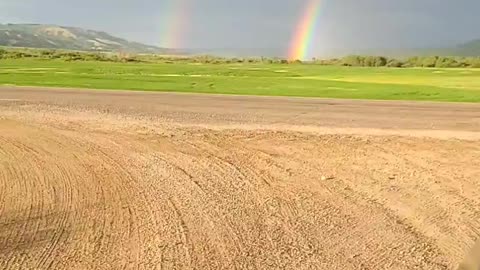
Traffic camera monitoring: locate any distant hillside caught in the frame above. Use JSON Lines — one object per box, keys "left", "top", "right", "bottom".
{"left": 453, "top": 39, "right": 480, "bottom": 56}
{"left": 0, "top": 24, "right": 172, "bottom": 54}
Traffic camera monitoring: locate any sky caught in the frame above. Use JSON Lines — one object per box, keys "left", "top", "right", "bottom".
{"left": 1, "top": 0, "right": 480, "bottom": 57}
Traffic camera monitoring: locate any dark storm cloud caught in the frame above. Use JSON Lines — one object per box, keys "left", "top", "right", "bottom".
{"left": 1, "top": 0, "right": 479, "bottom": 55}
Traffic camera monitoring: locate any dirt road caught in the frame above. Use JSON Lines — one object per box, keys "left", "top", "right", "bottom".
{"left": 1, "top": 87, "right": 480, "bottom": 269}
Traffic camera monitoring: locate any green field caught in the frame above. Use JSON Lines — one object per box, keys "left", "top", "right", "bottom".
{"left": 1, "top": 59, "right": 480, "bottom": 102}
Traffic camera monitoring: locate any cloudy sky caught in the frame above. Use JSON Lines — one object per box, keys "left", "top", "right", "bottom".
{"left": 1, "top": 0, "right": 479, "bottom": 55}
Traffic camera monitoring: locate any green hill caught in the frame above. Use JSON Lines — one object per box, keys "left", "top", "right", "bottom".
{"left": 0, "top": 24, "right": 171, "bottom": 54}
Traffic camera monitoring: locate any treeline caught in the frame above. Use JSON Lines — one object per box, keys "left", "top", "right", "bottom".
{"left": 315, "top": 55, "right": 480, "bottom": 68}
{"left": 0, "top": 48, "right": 141, "bottom": 62}
{"left": 1, "top": 47, "right": 480, "bottom": 68}
{"left": 0, "top": 48, "right": 288, "bottom": 64}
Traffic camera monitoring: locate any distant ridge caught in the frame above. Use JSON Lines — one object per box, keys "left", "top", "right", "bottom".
{"left": 0, "top": 23, "right": 174, "bottom": 54}
{"left": 454, "top": 39, "right": 480, "bottom": 56}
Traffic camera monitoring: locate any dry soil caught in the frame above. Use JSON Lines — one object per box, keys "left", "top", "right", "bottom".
{"left": 1, "top": 87, "right": 480, "bottom": 269}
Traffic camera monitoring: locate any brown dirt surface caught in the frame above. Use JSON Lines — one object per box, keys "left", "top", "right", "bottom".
{"left": 1, "top": 86, "right": 480, "bottom": 269}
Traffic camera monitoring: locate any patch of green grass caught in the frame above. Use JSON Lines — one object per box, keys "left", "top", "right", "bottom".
{"left": 1, "top": 59, "right": 480, "bottom": 102}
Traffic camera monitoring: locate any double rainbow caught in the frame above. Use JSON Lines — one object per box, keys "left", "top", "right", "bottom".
{"left": 159, "top": 0, "right": 322, "bottom": 59}
{"left": 288, "top": 0, "right": 323, "bottom": 61}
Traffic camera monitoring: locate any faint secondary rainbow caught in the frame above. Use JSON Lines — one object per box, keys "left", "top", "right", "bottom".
{"left": 159, "top": 0, "right": 189, "bottom": 49}
{"left": 289, "top": 0, "right": 323, "bottom": 60}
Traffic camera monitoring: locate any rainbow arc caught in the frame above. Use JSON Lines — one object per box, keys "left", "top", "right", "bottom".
{"left": 288, "top": 0, "right": 323, "bottom": 61}
{"left": 159, "top": 0, "right": 188, "bottom": 49}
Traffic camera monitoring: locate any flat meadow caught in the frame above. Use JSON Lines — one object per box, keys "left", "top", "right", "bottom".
{"left": 1, "top": 59, "right": 480, "bottom": 102}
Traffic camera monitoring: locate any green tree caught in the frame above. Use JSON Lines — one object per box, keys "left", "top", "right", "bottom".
{"left": 435, "top": 57, "right": 460, "bottom": 68}
{"left": 374, "top": 56, "right": 387, "bottom": 67}
{"left": 470, "top": 58, "right": 480, "bottom": 68}
{"left": 386, "top": 59, "right": 404, "bottom": 67}
{"left": 421, "top": 56, "right": 438, "bottom": 67}
{"left": 363, "top": 56, "right": 376, "bottom": 67}
{"left": 341, "top": 55, "right": 364, "bottom": 66}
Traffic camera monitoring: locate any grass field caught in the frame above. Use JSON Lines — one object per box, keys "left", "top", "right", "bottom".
{"left": 1, "top": 59, "right": 480, "bottom": 102}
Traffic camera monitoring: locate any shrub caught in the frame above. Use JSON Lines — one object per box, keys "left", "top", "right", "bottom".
{"left": 386, "top": 59, "right": 404, "bottom": 68}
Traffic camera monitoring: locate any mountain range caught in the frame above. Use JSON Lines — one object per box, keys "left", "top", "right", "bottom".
{"left": 0, "top": 24, "right": 173, "bottom": 54}
{"left": 454, "top": 39, "right": 480, "bottom": 56}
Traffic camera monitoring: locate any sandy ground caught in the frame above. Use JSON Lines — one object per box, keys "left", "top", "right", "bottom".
{"left": 1, "top": 87, "right": 480, "bottom": 269}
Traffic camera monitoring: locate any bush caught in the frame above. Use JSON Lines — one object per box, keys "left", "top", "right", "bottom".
{"left": 470, "top": 58, "right": 480, "bottom": 68}
{"left": 421, "top": 56, "right": 438, "bottom": 67}
{"left": 386, "top": 59, "right": 404, "bottom": 68}
{"left": 435, "top": 57, "right": 460, "bottom": 68}
{"left": 341, "top": 55, "right": 364, "bottom": 66}
{"left": 374, "top": 56, "right": 387, "bottom": 67}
